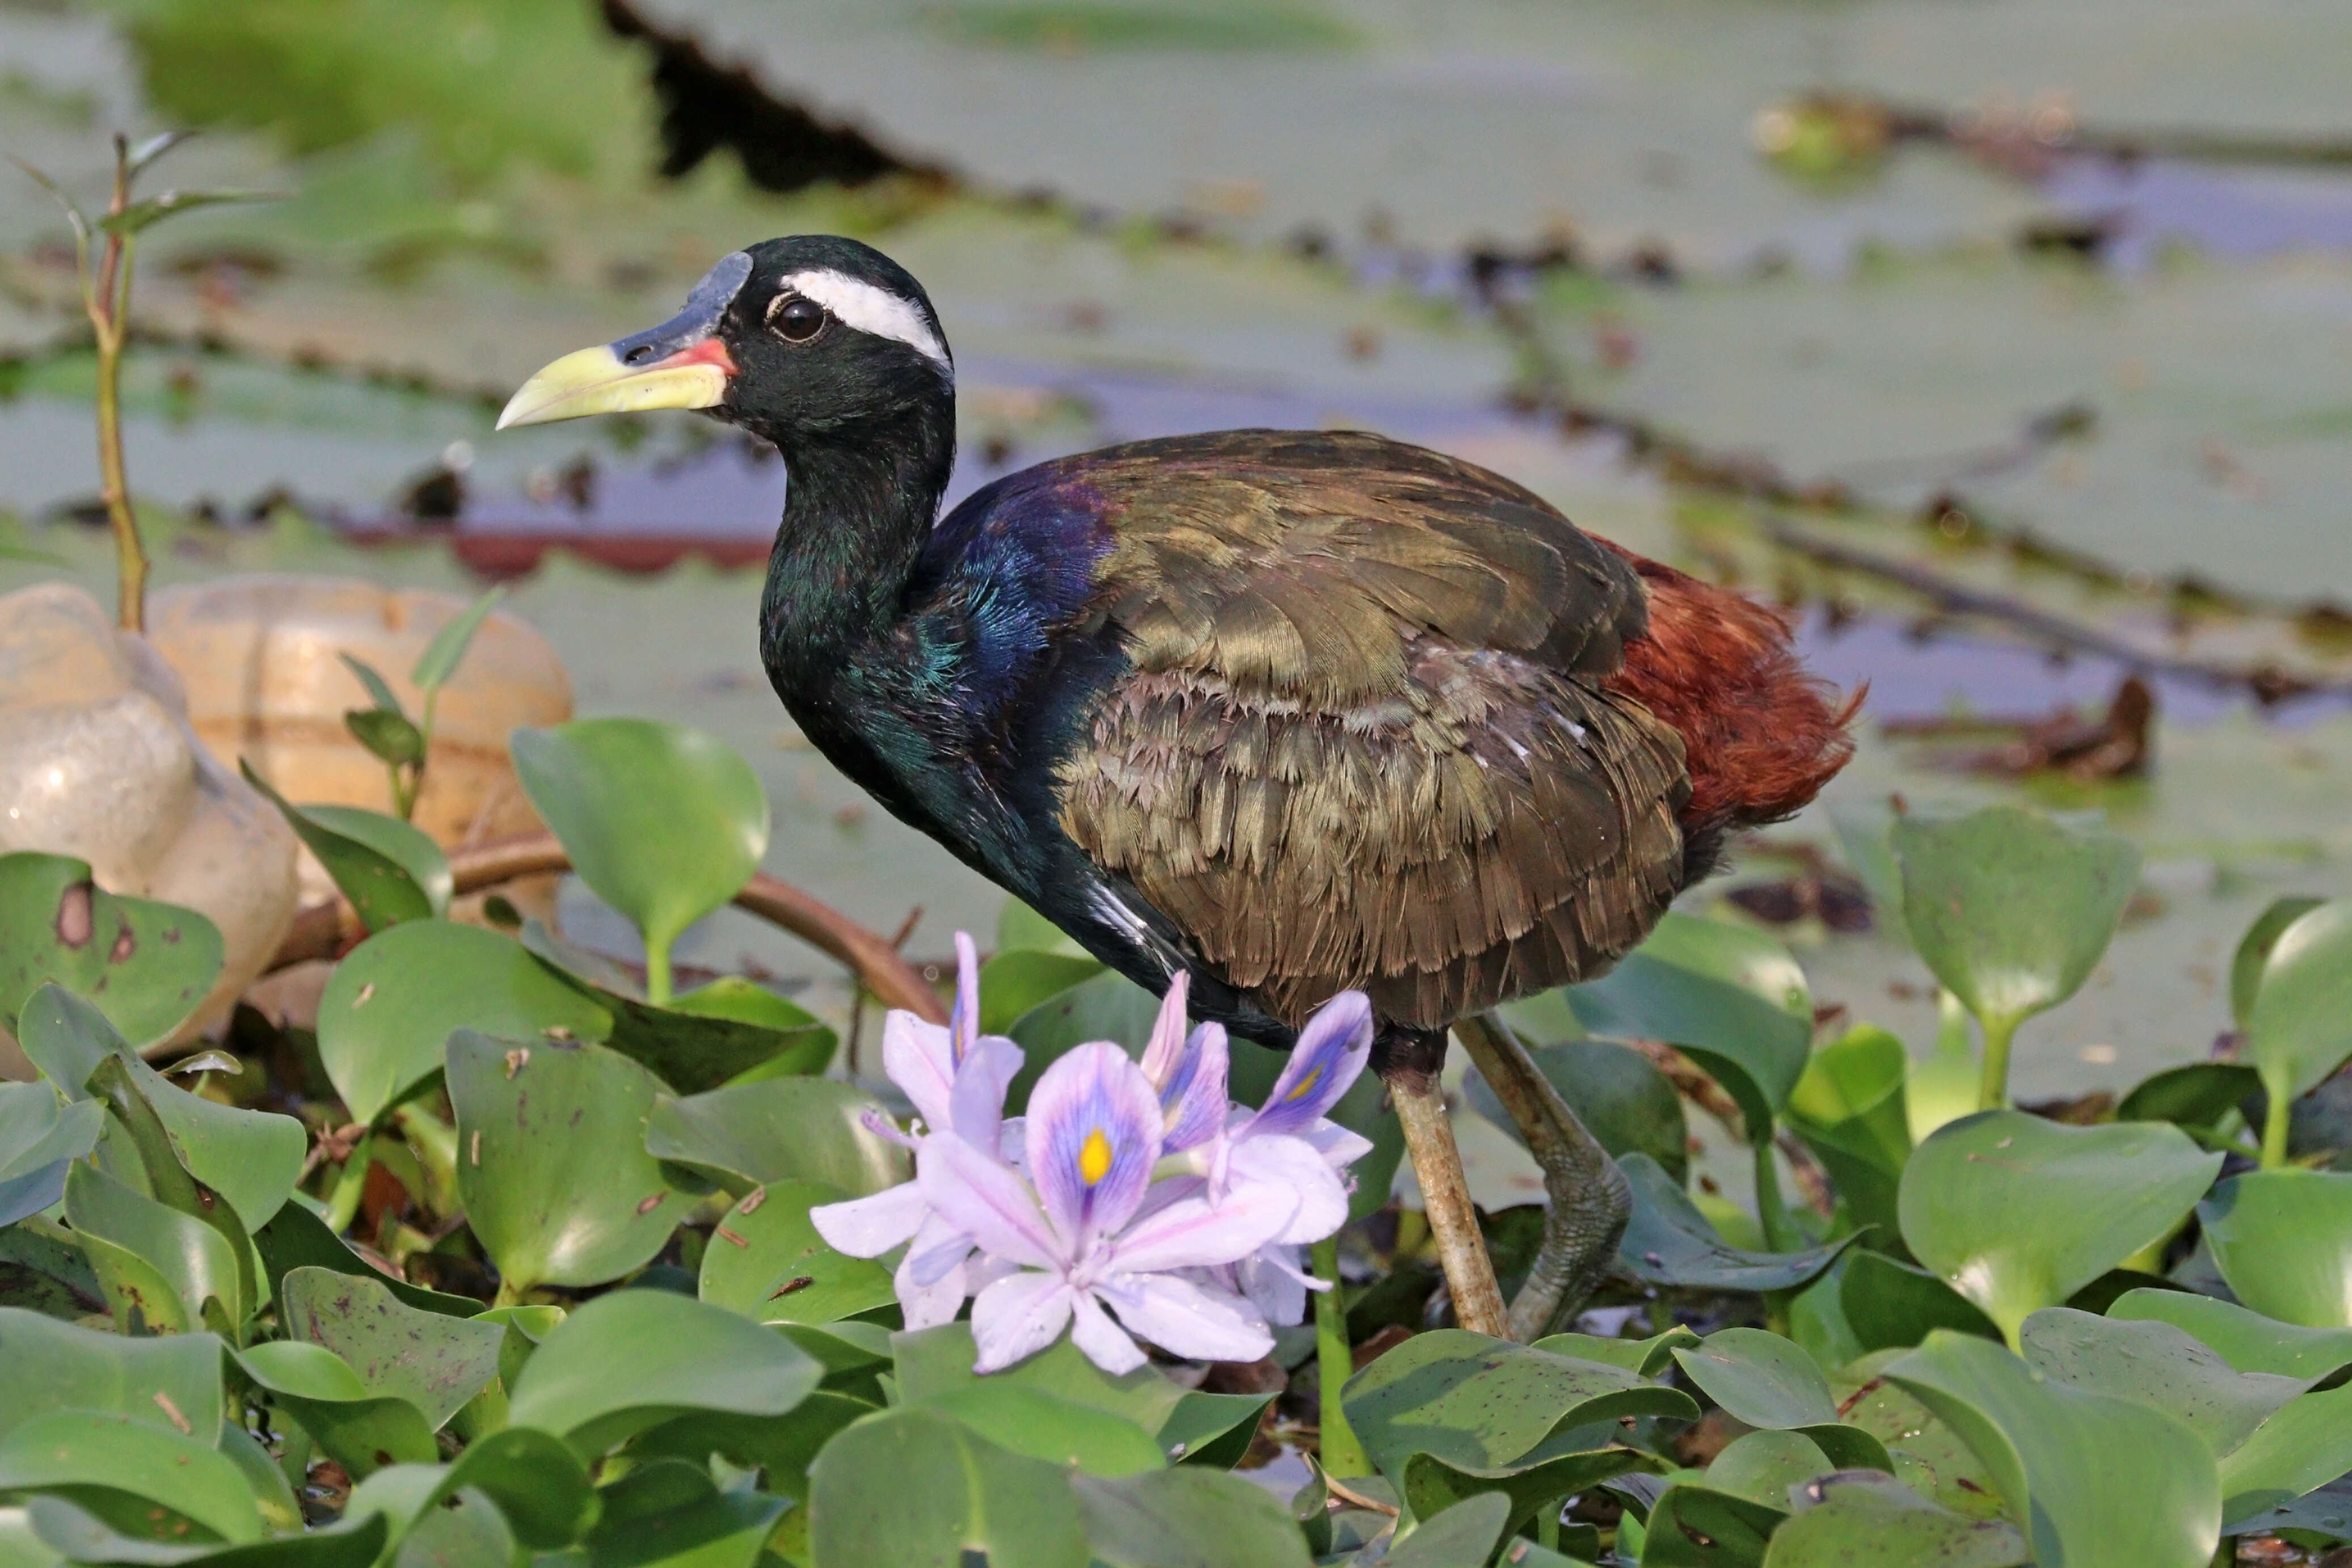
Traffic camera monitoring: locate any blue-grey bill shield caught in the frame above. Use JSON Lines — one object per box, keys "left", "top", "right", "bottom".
{"left": 496, "top": 250, "right": 755, "bottom": 429}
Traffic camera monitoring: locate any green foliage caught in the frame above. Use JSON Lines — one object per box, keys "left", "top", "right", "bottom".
{"left": 2198, "top": 1170, "right": 2352, "bottom": 1327}
{"left": 241, "top": 768, "right": 449, "bottom": 931}
{"left": 0, "top": 853, "right": 223, "bottom": 1049}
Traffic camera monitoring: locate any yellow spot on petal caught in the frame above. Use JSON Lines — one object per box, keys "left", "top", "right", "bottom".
{"left": 1286, "top": 1065, "right": 1323, "bottom": 1102}
{"left": 1080, "top": 1127, "right": 1115, "bottom": 1186}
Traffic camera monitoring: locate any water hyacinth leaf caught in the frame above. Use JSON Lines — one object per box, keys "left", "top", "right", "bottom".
{"left": 698, "top": 1179, "right": 895, "bottom": 1326}
{"left": 925, "top": 1385, "right": 1165, "bottom": 1477}
{"left": 1890, "top": 807, "right": 2140, "bottom": 1036}
{"left": 2245, "top": 897, "right": 2352, "bottom": 1106}
{"left": 1886, "top": 1331, "right": 2221, "bottom": 1568}
{"left": 409, "top": 586, "right": 504, "bottom": 692}
{"left": 505, "top": 1288, "right": 820, "bottom": 1457}
{"left": 630, "top": 1391, "right": 872, "bottom": 1507}
{"left": 234, "top": 1341, "right": 437, "bottom": 1479}
{"left": 319, "top": 920, "right": 614, "bottom": 1124}
{"left": 1618, "top": 1154, "right": 1854, "bottom": 1292}
{"left": 0, "top": 1310, "right": 222, "bottom": 1444}
{"left": 1400, "top": 1444, "right": 1657, "bottom": 1536}
{"left": 84, "top": 1057, "right": 257, "bottom": 1326}
{"left": 1342, "top": 1329, "right": 1697, "bottom": 1487}
{"left": 2231, "top": 895, "right": 2327, "bottom": 1031}
{"left": 578, "top": 1460, "right": 786, "bottom": 1568}
{"left": 643, "top": 1077, "right": 908, "bottom": 1199}
{"left": 2115, "top": 1063, "right": 2264, "bottom": 1131}
{"left": 1785, "top": 1026, "right": 1912, "bottom": 1234}
{"left": 1639, "top": 1484, "right": 1784, "bottom": 1567}
{"left": 0, "top": 853, "right": 223, "bottom": 1050}
{"left": 1840, "top": 1252, "right": 2000, "bottom": 1354}
{"left": 0, "top": 1410, "right": 264, "bottom": 1545}
{"left": 2199, "top": 1170, "right": 2352, "bottom": 1327}
{"left": 1072, "top": 1467, "right": 1313, "bottom": 1568}
{"left": 279, "top": 1267, "right": 504, "bottom": 1430}
{"left": 1565, "top": 912, "right": 1812, "bottom": 1136}
{"left": 664, "top": 976, "right": 836, "bottom": 1078}
{"left": 447, "top": 1031, "right": 692, "bottom": 1293}
{"left": 0, "top": 1086, "right": 100, "bottom": 1228}
{"left": 62, "top": 1161, "right": 238, "bottom": 1335}
{"left": 997, "top": 898, "right": 1090, "bottom": 958}
{"left": 1005, "top": 968, "right": 1162, "bottom": 1110}
{"left": 238, "top": 766, "right": 448, "bottom": 930}
{"left": 0, "top": 1219, "right": 106, "bottom": 1322}
{"left": 1530, "top": 1324, "right": 1700, "bottom": 1376}
{"left": 23, "top": 1498, "right": 388, "bottom": 1568}
{"left": 509, "top": 720, "right": 770, "bottom": 1002}
{"left": 2018, "top": 1309, "right": 2304, "bottom": 1457}
{"left": 342, "top": 708, "right": 423, "bottom": 769}
{"left": 1368, "top": 1491, "right": 1511, "bottom": 1567}
{"left": 2222, "top": 1477, "right": 2352, "bottom": 1544}
{"left": 1157, "top": 1390, "right": 1276, "bottom": 1468}
{"left": 252, "top": 1201, "right": 481, "bottom": 1318}
{"left": 1705, "top": 1430, "right": 1835, "bottom": 1508}
{"left": 977, "top": 949, "right": 1107, "bottom": 1035}
{"left": 597, "top": 982, "right": 834, "bottom": 1092}
{"left": 891, "top": 1323, "right": 1189, "bottom": 1438}
{"left": 354, "top": 1427, "right": 595, "bottom": 1550}
{"left": 338, "top": 654, "right": 404, "bottom": 720}
{"left": 1465, "top": 1038, "right": 1690, "bottom": 1185}
{"left": 1898, "top": 1111, "right": 2221, "bottom": 1346}
{"left": 1762, "top": 1470, "right": 2028, "bottom": 1568}
{"left": 806, "top": 1407, "right": 1088, "bottom": 1568}
{"left": 2106, "top": 1288, "right": 2352, "bottom": 1380}
{"left": 2213, "top": 1381, "right": 2352, "bottom": 1525}
{"left": 1675, "top": 1330, "right": 1837, "bottom": 1429}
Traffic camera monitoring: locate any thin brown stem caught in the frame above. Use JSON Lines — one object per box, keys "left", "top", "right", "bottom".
{"left": 90, "top": 144, "right": 144, "bottom": 632}
{"left": 1385, "top": 1066, "right": 1508, "bottom": 1339}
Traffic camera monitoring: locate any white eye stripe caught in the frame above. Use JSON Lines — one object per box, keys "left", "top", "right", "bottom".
{"left": 776, "top": 268, "right": 951, "bottom": 372}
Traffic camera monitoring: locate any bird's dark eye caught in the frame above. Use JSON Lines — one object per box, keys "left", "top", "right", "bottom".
{"left": 769, "top": 295, "right": 827, "bottom": 343}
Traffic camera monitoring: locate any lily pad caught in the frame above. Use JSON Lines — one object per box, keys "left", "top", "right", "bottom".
{"left": 510, "top": 720, "right": 769, "bottom": 1005}
{"left": 642, "top": 1076, "right": 908, "bottom": 1198}
{"left": 1898, "top": 1111, "right": 2221, "bottom": 1346}
{"left": 2198, "top": 1170, "right": 2352, "bottom": 1328}
{"left": 0, "top": 1309, "right": 223, "bottom": 1445}
{"left": 278, "top": 1267, "right": 504, "bottom": 1430}
{"left": 0, "top": 1085, "right": 101, "bottom": 1229}
{"left": 2106, "top": 1288, "right": 2352, "bottom": 1380}
{"left": 447, "top": 1030, "right": 694, "bottom": 1294}
{"left": 234, "top": 1340, "right": 437, "bottom": 1480}
{"left": 0, "top": 1410, "right": 263, "bottom": 1546}
{"left": 1763, "top": 1470, "right": 2028, "bottom": 1568}
{"left": 239, "top": 767, "right": 448, "bottom": 931}
{"left": 1618, "top": 1153, "right": 1855, "bottom": 1292}
{"left": 697, "top": 1179, "right": 896, "bottom": 1326}
{"left": 317, "top": 920, "right": 613, "bottom": 1126}
{"left": 0, "top": 853, "right": 223, "bottom": 1052}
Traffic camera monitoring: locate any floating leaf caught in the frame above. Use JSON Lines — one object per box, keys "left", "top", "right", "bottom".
{"left": 279, "top": 1267, "right": 504, "bottom": 1430}
{"left": 2231, "top": 895, "right": 2327, "bottom": 1030}
{"left": 598, "top": 980, "right": 834, "bottom": 1092}
{"left": 318, "top": 920, "right": 613, "bottom": 1125}
{"left": 0, "top": 1411, "right": 264, "bottom": 1546}
{"left": 1841, "top": 1252, "right": 1999, "bottom": 1354}
{"left": 24, "top": 1497, "right": 386, "bottom": 1568}
{"left": 698, "top": 1179, "right": 895, "bottom": 1326}
{"left": 448, "top": 1031, "right": 693, "bottom": 1293}
{"left": 1465, "top": 1038, "right": 1690, "bottom": 1185}
{"left": 235, "top": 1340, "right": 437, "bottom": 1480}
{"left": 510, "top": 720, "right": 769, "bottom": 1004}
{"left": 2106, "top": 1288, "right": 2352, "bottom": 1380}
{"left": 239, "top": 767, "right": 448, "bottom": 931}
{"left": 892, "top": 1322, "right": 1187, "bottom": 1438}
{"left": 410, "top": 586, "right": 504, "bottom": 692}
{"left": 1072, "top": 1468, "right": 1313, "bottom": 1568}
{"left": 1764, "top": 1470, "right": 2028, "bottom": 1568}
{"left": 84, "top": 1057, "right": 256, "bottom": 1329}
{"left": 0, "top": 1085, "right": 101, "bottom": 1228}
{"left": 643, "top": 1077, "right": 908, "bottom": 1198}
{"left": 2214, "top": 1381, "right": 2352, "bottom": 1527}
{"left": 0, "top": 1309, "right": 222, "bottom": 1444}
{"left": 359, "top": 1427, "right": 595, "bottom": 1550}
{"left": 1833, "top": 1369, "right": 2007, "bottom": 1524}
{"left": 505, "top": 1288, "right": 820, "bottom": 1457}
{"left": 2199, "top": 1170, "right": 2352, "bottom": 1327}
{"left": 1618, "top": 1153, "right": 1855, "bottom": 1292}
{"left": 1401, "top": 1444, "right": 1656, "bottom": 1538}
{"left": 806, "top": 1407, "right": 1089, "bottom": 1567}
{"left": 664, "top": 977, "right": 836, "bottom": 1078}
{"left": 1887, "top": 1331, "right": 2220, "bottom": 1568}
{"left": 1898, "top": 1111, "right": 2220, "bottom": 1346}
{"left": 0, "top": 853, "right": 222, "bottom": 1051}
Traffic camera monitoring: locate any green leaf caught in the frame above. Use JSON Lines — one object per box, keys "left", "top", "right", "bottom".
{"left": 2215, "top": 1381, "right": 2352, "bottom": 1527}
{"left": 1401, "top": 1444, "right": 1656, "bottom": 1537}
{"left": 0, "top": 1410, "right": 264, "bottom": 1545}
{"left": 448, "top": 1031, "right": 693, "bottom": 1293}
{"left": 1618, "top": 1154, "right": 1856, "bottom": 1291}
{"left": 1898, "top": 1111, "right": 2221, "bottom": 1346}
{"left": 410, "top": 587, "right": 504, "bottom": 693}
{"left": 1674, "top": 1330, "right": 1894, "bottom": 1473}
{"left": 240, "top": 767, "right": 450, "bottom": 930}
{"left": 1529, "top": 1325, "right": 1700, "bottom": 1377}
{"left": 643, "top": 1077, "right": 908, "bottom": 1199}
{"left": 2106, "top": 1288, "right": 2352, "bottom": 1379}
{"left": 806, "top": 1406, "right": 1089, "bottom": 1568}
{"left": 596, "top": 981, "right": 835, "bottom": 1094}
{"left": 2019, "top": 1308, "right": 2304, "bottom": 1457}
{"left": 252, "top": 1201, "right": 482, "bottom": 1318}
{"left": 373, "top": 1426, "right": 596, "bottom": 1550}
{"left": 318, "top": 920, "right": 613, "bottom": 1126}
{"left": 2222, "top": 1477, "right": 2352, "bottom": 1544}
{"left": 580, "top": 1460, "right": 787, "bottom": 1568}
{"left": 1006, "top": 969, "right": 1163, "bottom": 1110}
{"left": 1840, "top": 1253, "right": 1999, "bottom": 1354}
{"left": 630, "top": 1391, "right": 870, "bottom": 1507}
{"left": 85, "top": 1056, "right": 257, "bottom": 1327}
{"left": 234, "top": 1340, "right": 438, "bottom": 1479}
{"left": 2198, "top": 1169, "right": 2352, "bottom": 1327}
{"left": 279, "top": 1267, "right": 504, "bottom": 1430}
{"left": 1367, "top": 1491, "right": 1511, "bottom": 1566}
{"left": 24, "top": 1498, "right": 386, "bottom": 1568}
{"left": 505, "top": 1288, "right": 819, "bottom": 1457}
{"left": 1762, "top": 1470, "right": 2028, "bottom": 1568}
{"left": 337, "top": 655, "right": 406, "bottom": 720}
{"left": 1565, "top": 912, "right": 1813, "bottom": 1137}
{"left": 510, "top": 721, "right": 770, "bottom": 998}
{"left": 1785, "top": 1025, "right": 1912, "bottom": 1236}
{"left": 2244, "top": 897, "right": 2352, "bottom": 1107}
{"left": 95, "top": 189, "right": 275, "bottom": 237}
{"left": 1342, "top": 1329, "right": 1697, "bottom": 1490}
{"left": 2231, "top": 895, "right": 2326, "bottom": 1031}
{"left": 665, "top": 977, "right": 836, "bottom": 1079}
{"left": 926, "top": 1384, "right": 1166, "bottom": 1477}
{"left": 997, "top": 897, "right": 1090, "bottom": 956}
{"left": 1157, "top": 1390, "right": 1274, "bottom": 1468}
{"left": 698, "top": 1179, "right": 893, "bottom": 1326}
{"left": 1705, "top": 1430, "right": 1833, "bottom": 1508}
{"left": 0, "top": 854, "right": 224, "bottom": 1051}
{"left": 1833, "top": 1368, "right": 2008, "bottom": 1523}
{"left": 0, "top": 1309, "right": 222, "bottom": 1444}
{"left": 63, "top": 1160, "right": 239, "bottom": 1335}
{"left": 1890, "top": 806, "right": 2140, "bottom": 1034}
{"left": 1886, "top": 1331, "right": 2221, "bottom": 1568}
{"left": 891, "top": 1322, "right": 1189, "bottom": 1438}
{"left": 2115, "top": 1063, "right": 2264, "bottom": 1131}
{"left": 0, "top": 1085, "right": 101, "bottom": 1228}
{"left": 342, "top": 707, "right": 425, "bottom": 770}
{"left": 976, "top": 950, "right": 1107, "bottom": 1035}
{"left": 1073, "top": 1467, "right": 1311, "bottom": 1568}
{"left": 1641, "top": 1483, "right": 1784, "bottom": 1567}
{"left": 1466, "top": 1038, "right": 1691, "bottom": 1185}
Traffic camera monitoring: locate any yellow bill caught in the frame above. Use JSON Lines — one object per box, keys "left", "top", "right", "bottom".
{"left": 495, "top": 338, "right": 736, "bottom": 429}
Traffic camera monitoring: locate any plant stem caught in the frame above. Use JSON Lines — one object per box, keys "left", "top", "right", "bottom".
{"left": 407, "top": 689, "right": 440, "bottom": 824}
{"left": 1752, "top": 1135, "right": 1798, "bottom": 1254}
{"left": 1310, "top": 1234, "right": 1371, "bottom": 1480}
{"left": 1976, "top": 1013, "right": 2020, "bottom": 1111}
{"left": 2260, "top": 1073, "right": 2293, "bottom": 1170}
{"left": 1385, "top": 1065, "right": 1508, "bottom": 1338}
{"left": 91, "top": 147, "right": 145, "bottom": 633}
{"left": 322, "top": 1132, "right": 373, "bottom": 1236}
{"left": 644, "top": 935, "right": 675, "bottom": 1006}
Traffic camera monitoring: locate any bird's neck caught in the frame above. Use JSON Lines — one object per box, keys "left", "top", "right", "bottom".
{"left": 757, "top": 404, "right": 954, "bottom": 684}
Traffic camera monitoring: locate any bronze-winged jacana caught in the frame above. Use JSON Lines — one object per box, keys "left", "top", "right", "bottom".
{"left": 500, "top": 237, "right": 1854, "bottom": 1339}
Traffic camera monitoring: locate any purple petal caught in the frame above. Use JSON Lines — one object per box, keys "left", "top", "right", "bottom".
{"left": 810, "top": 1181, "right": 929, "bottom": 1258}
{"left": 1138, "top": 973, "right": 1191, "bottom": 1089}
{"left": 1110, "top": 1181, "right": 1297, "bottom": 1274}
{"left": 1159, "top": 1023, "right": 1230, "bottom": 1153}
{"left": 1025, "top": 1042, "right": 1162, "bottom": 1252}
{"left": 1304, "top": 1120, "right": 1375, "bottom": 1170}
{"left": 1094, "top": 1273, "right": 1273, "bottom": 1365}
{"left": 919, "top": 1132, "right": 1061, "bottom": 1270}
{"left": 894, "top": 1228, "right": 970, "bottom": 1331}
{"left": 1227, "top": 1133, "right": 1351, "bottom": 1245}
{"left": 971, "top": 1270, "right": 1076, "bottom": 1373}
{"left": 1069, "top": 1291, "right": 1148, "bottom": 1375}
{"left": 1246, "top": 990, "right": 1372, "bottom": 1138}
{"left": 1236, "top": 1245, "right": 1312, "bottom": 1326}
{"left": 882, "top": 1010, "right": 958, "bottom": 1133}
{"left": 949, "top": 1035, "right": 1023, "bottom": 1153}
{"left": 951, "top": 931, "right": 980, "bottom": 1065}
{"left": 904, "top": 1209, "right": 975, "bottom": 1288}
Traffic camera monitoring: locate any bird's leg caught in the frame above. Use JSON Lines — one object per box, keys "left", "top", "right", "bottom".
{"left": 1452, "top": 1013, "right": 1631, "bottom": 1342}
{"left": 1375, "top": 1025, "right": 1509, "bottom": 1339}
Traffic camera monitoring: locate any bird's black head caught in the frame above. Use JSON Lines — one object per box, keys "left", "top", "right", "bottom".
{"left": 498, "top": 235, "right": 953, "bottom": 450}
